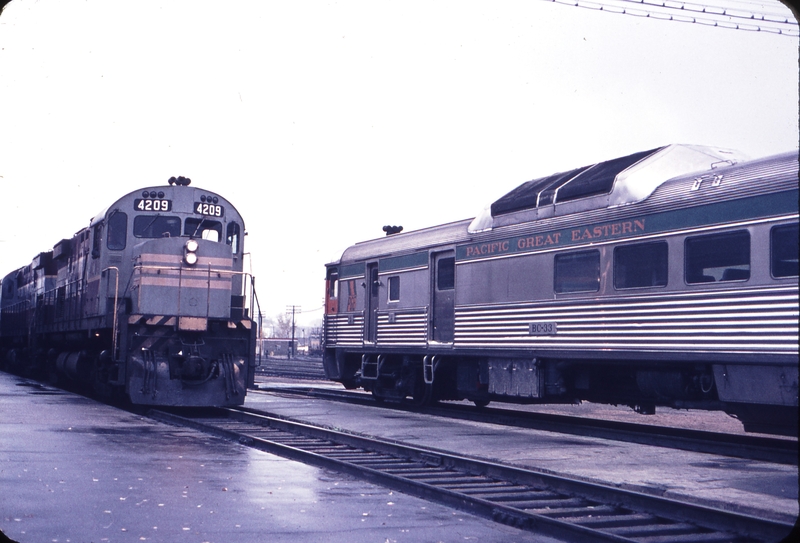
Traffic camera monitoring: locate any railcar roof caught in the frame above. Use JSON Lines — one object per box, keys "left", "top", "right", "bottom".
{"left": 469, "top": 144, "right": 748, "bottom": 233}
{"left": 337, "top": 218, "right": 474, "bottom": 264}
{"left": 332, "top": 146, "right": 797, "bottom": 266}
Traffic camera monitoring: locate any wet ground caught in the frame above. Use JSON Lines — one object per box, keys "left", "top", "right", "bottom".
{"left": 0, "top": 372, "right": 557, "bottom": 543}
{"left": 249, "top": 378, "right": 799, "bottom": 526}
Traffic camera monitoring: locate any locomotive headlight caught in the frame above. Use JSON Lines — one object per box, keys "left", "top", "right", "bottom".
{"left": 185, "top": 239, "right": 199, "bottom": 265}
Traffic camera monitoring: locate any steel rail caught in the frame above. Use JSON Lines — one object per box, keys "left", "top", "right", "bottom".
{"left": 253, "top": 384, "right": 798, "bottom": 465}
{"left": 148, "top": 406, "right": 792, "bottom": 543}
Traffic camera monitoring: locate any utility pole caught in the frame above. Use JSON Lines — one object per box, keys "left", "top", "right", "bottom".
{"left": 286, "top": 305, "right": 302, "bottom": 358}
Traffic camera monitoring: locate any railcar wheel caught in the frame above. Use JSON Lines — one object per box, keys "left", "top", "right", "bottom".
{"left": 409, "top": 382, "right": 433, "bottom": 407}
{"left": 371, "top": 388, "right": 386, "bottom": 403}
{"left": 473, "top": 399, "right": 490, "bottom": 408}
{"left": 341, "top": 379, "right": 358, "bottom": 390}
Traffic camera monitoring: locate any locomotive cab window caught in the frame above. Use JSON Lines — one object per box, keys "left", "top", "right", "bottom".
{"left": 614, "top": 242, "right": 668, "bottom": 289}
{"left": 185, "top": 218, "right": 222, "bottom": 242}
{"left": 771, "top": 224, "right": 799, "bottom": 278}
{"left": 555, "top": 249, "right": 600, "bottom": 293}
{"left": 92, "top": 224, "right": 103, "bottom": 258}
{"left": 388, "top": 276, "right": 400, "bottom": 302}
{"left": 133, "top": 215, "right": 181, "bottom": 238}
{"left": 107, "top": 211, "right": 127, "bottom": 251}
{"left": 685, "top": 230, "right": 750, "bottom": 283}
{"left": 227, "top": 222, "right": 241, "bottom": 253}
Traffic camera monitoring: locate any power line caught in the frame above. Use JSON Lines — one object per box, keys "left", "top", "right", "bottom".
{"left": 542, "top": 0, "right": 799, "bottom": 36}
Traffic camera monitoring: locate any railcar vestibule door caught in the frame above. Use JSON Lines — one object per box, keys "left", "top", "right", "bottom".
{"left": 432, "top": 251, "right": 455, "bottom": 343}
{"left": 365, "top": 263, "right": 379, "bottom": 343}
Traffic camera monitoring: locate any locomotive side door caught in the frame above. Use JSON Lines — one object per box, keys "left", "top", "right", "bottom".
{"left": 431, "top": 251, "right": 455, "bottom": 343}
{"left": 365, "top": 263, "right": 379, "bottom": 343}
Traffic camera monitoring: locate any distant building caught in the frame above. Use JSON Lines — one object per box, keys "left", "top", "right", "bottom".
{"left": 257, "top": 338, "right": 297, "bottom": 359}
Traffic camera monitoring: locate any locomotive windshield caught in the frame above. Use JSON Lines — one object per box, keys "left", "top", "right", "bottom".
{"left": 133, "top": 215, "right": 181, "bottom": 238}
{"left": 185, "top": 218, "right": 222, "bottom": 242}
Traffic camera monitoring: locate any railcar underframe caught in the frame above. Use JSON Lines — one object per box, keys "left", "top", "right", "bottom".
{"left": 324, "top": 345, "right": 797, "bottom": 435}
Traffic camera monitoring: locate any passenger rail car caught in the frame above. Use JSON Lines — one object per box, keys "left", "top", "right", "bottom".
{"left": 0, "top": 177, "right": 258, "bottom": 406}
{"left": 323, "top": 145, "right": 799, "bottom": 435}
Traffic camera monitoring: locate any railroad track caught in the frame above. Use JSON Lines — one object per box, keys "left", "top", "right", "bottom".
{"left": 255, "top": 356, "right": 326, "bottom": 380}
{"left": 254, "top": 385, "right": 798, "bottom": 466}
{"left": 148, "top": 406, "right": 792, "bottom": 543}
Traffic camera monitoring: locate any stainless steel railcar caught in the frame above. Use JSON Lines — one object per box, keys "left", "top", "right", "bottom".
{"left": 0, "top": 177, "right": 258, "bottom": 406}
{"left": 323, "top": 145, "right": 799, "bottom": 435}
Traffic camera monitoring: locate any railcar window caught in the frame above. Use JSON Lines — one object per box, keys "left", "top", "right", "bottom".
{"left": 555, "top": 250, "right": 601, "bottom": 293}
{"left": 771, "top": 224, "right": 799, "bottom": 278}
{"left": 107, "top": 211, "right": 127, "bottom": 250}
{"left": 327, "top": 270, "right": 338, "bottom": 299}
{"left": 227, "top": 222, "right": 241, "bottom": 253}
{"left": 388, "top": 276, "right": 400, "bottom": 302}
{"left": 614, "top": 242, "right": 668, "bottom": 289}
{"left": 685, "top": 230, "right": 750, "bottom": 283}
{"left": 437, "top": 257, "right": 455, "bottom": 290}
{"left": 133, "top": 215, "right": 181, "bottom": 238}
{"left": 184, "top": 218, "right": 222, "bottom": 242}
{"left": 370, "top": 267, "right": 380, "bottom": 297}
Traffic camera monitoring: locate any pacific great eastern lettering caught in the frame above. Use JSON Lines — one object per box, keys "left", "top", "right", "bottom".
{"left": 463, "top": 218, "right": 646, "bottom": 259}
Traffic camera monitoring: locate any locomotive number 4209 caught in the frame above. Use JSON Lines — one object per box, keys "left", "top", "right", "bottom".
{"left": 194, "top": 202, "right": 224, "bottom": 217}
{"left": 134, "top": 198, "right": 172, "bottom": 212}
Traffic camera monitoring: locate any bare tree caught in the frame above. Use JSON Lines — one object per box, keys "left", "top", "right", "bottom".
{"left": 272, "top": 313, "right": 293, "bottom": 338}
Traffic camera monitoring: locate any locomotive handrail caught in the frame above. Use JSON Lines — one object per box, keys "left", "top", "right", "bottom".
{"left": 103, "top": 267, "right": 120, "bottom": 362}
{"left": 131, "top": 263, "right": 260, "bottom": 323}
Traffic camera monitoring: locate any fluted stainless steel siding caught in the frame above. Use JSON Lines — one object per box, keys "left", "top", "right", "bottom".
{"left": 454, "top": 285, "right": 798, "bottom": 355}
{"left": 324, "top": 313, "right": 364, "bottom": 347}
{"left": 376, "top": 309, "right": 428, "bottom": 346}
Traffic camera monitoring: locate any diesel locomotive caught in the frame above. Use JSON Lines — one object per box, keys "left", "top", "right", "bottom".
{"left": 0, "top": 177, "right": 258, "bottom": 406}
{"left": 323, "top": 145, "right": 799, "bottom": 435}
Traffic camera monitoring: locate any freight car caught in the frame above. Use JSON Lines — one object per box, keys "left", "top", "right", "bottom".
{"left": 322, "top": 145, "right": 799, "bottom": 435}
{"left": 0, "top": 177, "right": 258, "bottom": 406}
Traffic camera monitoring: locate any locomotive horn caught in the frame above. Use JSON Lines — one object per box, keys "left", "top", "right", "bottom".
{"left": 168, "top": 176, "right": 191, "bottom": 186}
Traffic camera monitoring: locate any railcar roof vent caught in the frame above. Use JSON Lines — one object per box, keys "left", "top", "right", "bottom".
{"left": 469, "top": 144, "right": 746, "bottom": 233}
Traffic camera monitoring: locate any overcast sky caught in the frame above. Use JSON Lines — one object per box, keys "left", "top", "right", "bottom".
{"left": 0, "top": 0, "right": 797, "bottom": 327}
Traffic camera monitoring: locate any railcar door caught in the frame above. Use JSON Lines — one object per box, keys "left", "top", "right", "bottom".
{"left": 432, "top": 251, "right": 455, "bottom": 343}
{"left": 365, "top": 263, "right": 379, "bottom": 343}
